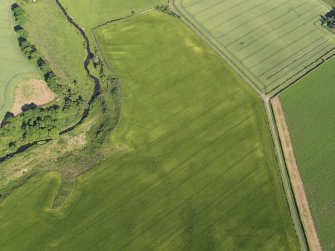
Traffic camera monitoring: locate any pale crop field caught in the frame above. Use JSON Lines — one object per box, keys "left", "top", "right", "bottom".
{"left": 175, "top": 0, "right": 335, "bottom": 93}
{"left": 0, "top": 0, "right": 40, "bottom": 118}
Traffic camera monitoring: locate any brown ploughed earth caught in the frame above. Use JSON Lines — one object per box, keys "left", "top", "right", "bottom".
{"left": 272, "top": 97, "right": 322, "bottom": 251}
{"left": 11, "top": 79, "right": 56, "bottom": 116}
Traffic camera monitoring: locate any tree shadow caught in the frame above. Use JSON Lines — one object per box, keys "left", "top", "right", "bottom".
{"left": 21, "top": 103, "right": 37, "bottom": 113}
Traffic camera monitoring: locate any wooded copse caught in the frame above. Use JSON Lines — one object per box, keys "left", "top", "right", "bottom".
{"left": 321, "top": 8, "right": 335, "bottom": 29}
{"left": 154, "top": 4, "right": 179, "bottom": 18}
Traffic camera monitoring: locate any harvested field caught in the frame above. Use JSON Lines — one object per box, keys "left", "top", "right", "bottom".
{"left": 175, "top": 0, "right": 335, "bottom": 93}
{"left": 11, "top": 79, "right": 56, "bottom": 116}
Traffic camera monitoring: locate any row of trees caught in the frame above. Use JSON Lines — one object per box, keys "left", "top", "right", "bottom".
{"left": 154, "top": 4, "right": 180, "bottom": 18}
{"left": 11, "top": 3, "right": 61, "bottom": 92}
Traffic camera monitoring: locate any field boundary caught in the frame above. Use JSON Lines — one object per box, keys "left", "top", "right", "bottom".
{"left": 269, "top": 46, "right": 335, "bottom": 98}
{"left": 271, "top": 97, "right": 322, "bottom": 251}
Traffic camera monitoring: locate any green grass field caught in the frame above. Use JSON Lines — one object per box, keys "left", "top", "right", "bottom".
{"left": 22, "top": 0, "right": 89, "bottom": 94}
{"left": 0, "top": 12, "right": 299, "bottom": 250}
{"left": 280, "top": 57, "right": 335, "bottom": 251}
{"left": 60, "top": 0, "right": 165, "bottom": 42}
{"left": 0, "top": 0, "right": 40, "bottom": 118}
{"left": 175, "top": 0, "right": 335, "bottom": 93}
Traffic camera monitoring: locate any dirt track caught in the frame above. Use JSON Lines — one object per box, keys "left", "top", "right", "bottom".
{"left": 272, "top": 97, "right": 321, "bottom": 251}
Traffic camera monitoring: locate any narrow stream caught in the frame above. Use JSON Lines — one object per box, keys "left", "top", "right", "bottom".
{"left": 55, "top": 0, "right": 101, "bottom": 133}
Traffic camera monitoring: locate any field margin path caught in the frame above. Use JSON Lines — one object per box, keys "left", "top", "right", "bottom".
{"left": 272, "top": 97, "right": 322, "bottom": 251}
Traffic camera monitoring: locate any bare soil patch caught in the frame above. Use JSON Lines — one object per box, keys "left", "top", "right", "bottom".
{"left": 272, "top": 97, "right": 322, "bottom": 251}
{"left": 11, "top": 79, "right": 56, "bottom": 116}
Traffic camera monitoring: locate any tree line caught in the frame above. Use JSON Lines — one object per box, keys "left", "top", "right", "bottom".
{"left": 154, "top": 4, "right": 180, "bottom": 18}
{"left": 11, "top": 3, "right": 61, "bottom": 92}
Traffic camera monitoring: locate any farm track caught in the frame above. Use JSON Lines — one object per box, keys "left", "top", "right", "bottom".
{"left": 0, "top": 0, "right": 102, "bottom": 162}
{"left": 169, "top": 1, "right": 309, "bottom": 250}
